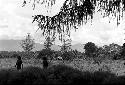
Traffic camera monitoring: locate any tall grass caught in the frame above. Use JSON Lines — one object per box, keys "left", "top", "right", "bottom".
{"left": 0, "top": 64, "right": 125, "bottom": 85}
{"left": 46, "top": 64, "right": 84, "bottom": 84}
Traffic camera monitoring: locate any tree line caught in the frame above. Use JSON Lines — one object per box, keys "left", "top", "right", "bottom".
{"left": 17, "top": 33, "right": 125, "bottom": 61}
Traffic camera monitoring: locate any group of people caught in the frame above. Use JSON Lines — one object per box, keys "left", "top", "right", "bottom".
{"left": 15, "top": 55, "right": 49, "bottom": 71}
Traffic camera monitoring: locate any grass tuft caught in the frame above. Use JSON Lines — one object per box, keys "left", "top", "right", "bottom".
{"left": 0, "top": 64, "right": 125, "bottom": 85}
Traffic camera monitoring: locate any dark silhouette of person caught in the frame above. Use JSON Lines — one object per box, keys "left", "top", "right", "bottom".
{"left": 42, "top": 56, "right": 48, "bottom": 69}
{"left": 15, "top": 56, "right": 23, "bottom": 70}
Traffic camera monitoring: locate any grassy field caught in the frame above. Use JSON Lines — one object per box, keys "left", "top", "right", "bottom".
{"left": 0, "top": 58, "right": 125, "bottom": 76}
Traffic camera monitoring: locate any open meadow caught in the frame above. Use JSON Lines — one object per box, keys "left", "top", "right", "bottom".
{"left": 1, "top": 57, "right": 125, "bottom": 76}
{"left": 1, "top": 51, "right": 125, "bottom": 85}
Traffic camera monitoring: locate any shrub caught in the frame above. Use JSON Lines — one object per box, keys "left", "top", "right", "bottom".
{"left": 103, "top": 75, "right": 125, "bottom": 85}
{"left": 37, "top": 49, "right": 54, "bottom": 59}
{"left": 82, "top": 71, "right": 116, "bottom": 85}
{"left": 46, "top": 64, "right": 85, "bottom": 84}
{"left": 46, "top": 65, "right": 120, "bottom": 85}
{"left": 0, "top": 54, "right": 3, "bottom": 58}
{"left": 11, "top": 54, "right": 20, "bottom": 58}
{"left": 0, "top": 66, "right": 47, "bottom": 85}
{"left": 84, "top": 42, "right": 98, "bottom": 58}
{"left": 0, "top": 65, "right": 85, "bottom": 85}
{"left": 61, "top": 51, "right": 75, "bottom": 61}
{"left": 0, "top": 69, "right": 10, "bottom": 85}
{"left": 8, "top": 66, "right": 47, "bottom": 85}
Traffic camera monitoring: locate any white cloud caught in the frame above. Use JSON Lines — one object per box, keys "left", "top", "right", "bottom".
{"left": 70, "top": 16, "right": 125, "bottom": 46}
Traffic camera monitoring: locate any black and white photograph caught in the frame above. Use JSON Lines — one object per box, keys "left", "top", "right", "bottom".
{"left": 0, "top": 0, "right": 125, "bottom": 85}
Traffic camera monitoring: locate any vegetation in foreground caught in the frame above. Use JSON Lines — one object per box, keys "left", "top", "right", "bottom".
{"left": 1, "top": 41, "right": 125, "bottom": 84}
{"left": 0, "top": 64, "right": 125, "bottom": 85}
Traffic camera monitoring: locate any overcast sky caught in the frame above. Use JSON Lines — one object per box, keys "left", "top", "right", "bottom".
{"left": 0, "top": 0, "right": 125, "bottom": 46}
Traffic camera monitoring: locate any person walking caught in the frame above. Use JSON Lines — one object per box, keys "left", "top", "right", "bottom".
{"left": 42, "top": 55, "right": 48, "bottom": 69}
{"left": 15, "top": 55, "right": 23, "bottom": 71}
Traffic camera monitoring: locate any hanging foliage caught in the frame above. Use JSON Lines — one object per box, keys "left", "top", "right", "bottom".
{"left": 23, "top": 0, "right": 125, "bottom": 40}
{"left": 22, "top": 0, "right": 56, "bottom": 9}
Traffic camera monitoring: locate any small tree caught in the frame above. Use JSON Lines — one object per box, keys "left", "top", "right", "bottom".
{"left": 108, "top": 43, "right": 122, "bottom": 60}
{"left": 102, "top": 45, "right": 111, "bottom": 58}
{"left": 93, "top": 46, "right": 106, "bottom": 64}
{"left": 59, "top": 37, "right": 72, "bottom": 60}
{"left": 102, "top": 43, "right": 122, "bottom": 60}
{"left": 44, "top": 36, "right": 55, "bottom": 50}
{"left": 84, "top": 42, "right": 97, "bottom": 58}
{"left": 120, "top": 43, "right": 125, "bottom": 59}
{"left": 37, "top": 49, "right": 54, "bottom": 59}
{"left": 72, "top": 49, "right": 79, "bottom": 58}
{"left": 21, "top": 33, "right": 35, "bottom": 52}
{"left": 60, "top": 38, "right": 72, "bottom": 53}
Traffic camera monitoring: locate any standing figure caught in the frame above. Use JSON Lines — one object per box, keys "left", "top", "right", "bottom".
{"left": 42, "top": 56, "right": 48, "bottom": 69}
{"left": 15, "top": 56, "right": 23, "bottom": 71}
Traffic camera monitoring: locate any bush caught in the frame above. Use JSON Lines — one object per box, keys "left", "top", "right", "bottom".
{"left": 0, "top": 65, "right": 85, "bottom": 85}
{"left": 82, "top": 71, "right": 116, "bottom": 85}
{"left": 0, "top": 69, "right": 10, "bottom": 85}
{"left": 8, "top": 66, "right": 47, "bottom": 85}
{"left": 46, "top": 65, "right": 125, "bottom": 85}
{"left": 37, "top": 49, "right": 54, "bottom": 59}
{"left": 62, "top": 51, "right": 75, "bottom": 60}
{"left": 84, "top": 42, "right": 97, "bottom": 58}
{"left": 46, "top": 64, "right": 85, "bottom": 84}
{"left": 103, "top": 75, "right": 125, "bottom": 85}
{"left": 113, "top": 54, "right": 121, "bottom": 60}
{"left": 0, "top": 66, "right": 47, "bottom": 85}
{"left": 11, "top": 54, "right": 20, "bottom": 58}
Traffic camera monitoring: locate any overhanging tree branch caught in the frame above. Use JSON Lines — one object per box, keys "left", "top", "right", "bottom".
{"left": 23, "top": 0, "right": 125, "bottom": 41}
